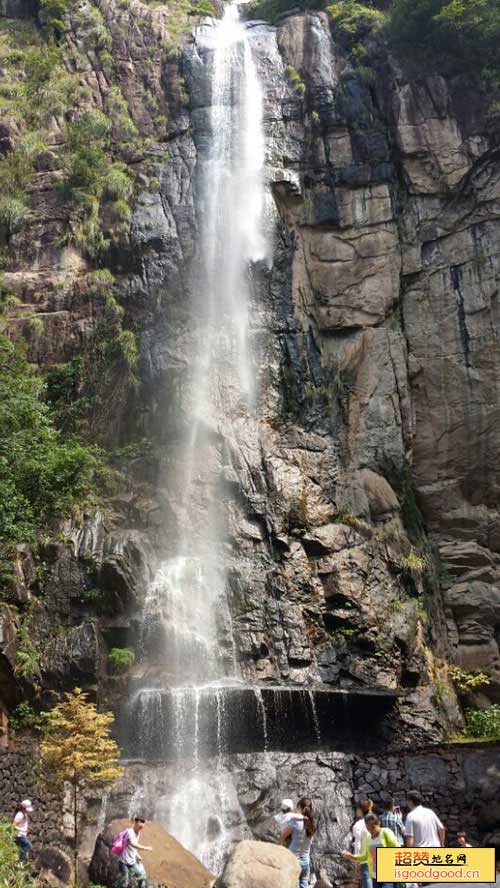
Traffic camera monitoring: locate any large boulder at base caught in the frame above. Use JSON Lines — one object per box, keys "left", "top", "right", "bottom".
{"left": 88, "top": 819, "right": 214, "bottom": 888}
{"left": 216, "top": 840, "right": 301, "bottom": 888}
{"left": 35, "top": 847, "right": 73, "bottom": 886}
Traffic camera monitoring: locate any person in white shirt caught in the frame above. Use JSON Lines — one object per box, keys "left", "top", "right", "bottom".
{"left": 353, "top": 800, "right": 373, "bottom": 888}
{"left": 404, "top": 791, "right": 445, "bottom": 847}
{"left": 12, "top": 799, "right": 33, "bottom": 862}
{"left": 119, "top": 816, "right": 153, "bottom": 888}
{"left": 275, "top": 798, "right": 298, "bottom": 829}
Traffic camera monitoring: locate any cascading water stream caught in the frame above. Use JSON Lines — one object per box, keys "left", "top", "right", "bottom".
{"left": 129, "top": 2, "right": 270, "bottom": 871}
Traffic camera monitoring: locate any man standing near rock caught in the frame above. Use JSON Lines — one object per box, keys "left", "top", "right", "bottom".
{"left": 404, "top": 792, "right": 445, "bottom": 847}
{"left": 119, "top": 816, "right": 153, "bottom": 888}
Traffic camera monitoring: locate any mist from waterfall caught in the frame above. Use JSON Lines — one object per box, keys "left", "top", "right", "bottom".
{"left": 132, "top": 2, "right": 269, "bottom": 871}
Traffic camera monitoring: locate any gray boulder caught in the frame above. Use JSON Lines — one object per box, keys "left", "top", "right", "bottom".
{"left": 216, "top": 840, "right": 300, "bottom": 888}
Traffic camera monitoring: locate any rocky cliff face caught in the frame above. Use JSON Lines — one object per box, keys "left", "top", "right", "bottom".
{"left": 1, "top": 0, "right": 500, "bottom": 876}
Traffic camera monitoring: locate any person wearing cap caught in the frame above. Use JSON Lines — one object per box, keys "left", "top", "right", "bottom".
{"left": 13, "top": 799, "right": 33, "bottom": 861}
{"left": 275, "top": 799, "right": 296, "bottom": 829}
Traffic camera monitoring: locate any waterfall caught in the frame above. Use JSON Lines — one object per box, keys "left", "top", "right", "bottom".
{"left": 254, "top": 687, "right": 269, "bottom": 751}
{"left": 194, "top": 1, "right": 268, "bottom": 412}
{"left": 307, "top": 690, "right": 322, "bottom": 746}
{"left": 128, "top": 1, "right": 269, "bottom": 869}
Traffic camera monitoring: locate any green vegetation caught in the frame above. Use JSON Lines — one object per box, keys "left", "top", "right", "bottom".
{"left": 9, "top": 701, "right": 47, "bottom": 733}
{"left": 330, "top": 626, "right": 356, "bottom": 644}
{"left": 449, "top": 665, "right": 490, "bottom": 694}
{"left": 45, "top": 356, "right": 86, "bottom": 432}
{"left": 244, "top": 0, "right": 323, "bottom": 22}
{"left": 464, "top": 704, "right": 500, "bottom": 741}
{"left": 190, "top": 0, "right": 215, "bottom": 15}
{"left": 397, "top": 548, "right": 428, "bottom": 575}
{"left": 245, "top": 0, "right": 499, "bottom": 87}
{"left": 415, "top": 594, "right": 428, "bottom": 622}
{"left": 389, "top": 0, "right": 500, "bottom": 85}
{"left": 108, "top": 646, "right": 136, "bottom": 673}
{"left": 14, "top": 616, "right": 40, "bottom": 680}
{"left": 0, "top": 821, "right": 38, "bottom": 887}
{"left": 43, "top": 270, "right": 139, "bottom": 440}
{"left": 61, "top": 110, "right": 134, "bottom": 258}
{"left": 0, "top": 333, "right": 104, "bottom": 564}
{"left": 105, "top": 86, "right": 139, "bottom": 141}
{"left": 327, "top": 0, "right": 385, "bottom": 52}
{"left": 285, "top": 64, "right": 306, "bottom": 97}
{"left": 40, "top": 0, "right": 70, "bottom": 33}
{"left": 333, "top": 506, "right": 366, "bottom": 531}
{"left": 0, "top": 11, "right": 137, "bottom": 260}
{"left": 0, "top": 23, "right": 79, "bottom": 236}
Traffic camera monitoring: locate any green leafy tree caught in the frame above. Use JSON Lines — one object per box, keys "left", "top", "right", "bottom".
{"left": 327, "top": 0, "right": 385, "bottom": 49}
{"left": 0, "top": 333, "right": 102, "bottom": 559}
{"left": 464, "top": 704, "right": 500, "bottom": 740}
{"left": 40, "top": 0, "right": 70, "bottom": 32}
{"left": 190, "top": 0, "right": 215, "bottom": 15}
{"left": 389, "top": 0, "right": 500, "bottom": 83}
{"left": 108, "top": 646, "right": 135, "bottom": 674}
{"left": 41, "top": 689, "right": 123, "bottom": 884}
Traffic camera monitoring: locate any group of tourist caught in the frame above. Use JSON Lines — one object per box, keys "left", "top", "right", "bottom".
{"left": 340, "top": 791, "right": 447, "bottom": 888}
{"left": 11, "top": 790, "right": 473, "bottom": 888}
{"left": 274, "top": 790, "right": 472, "bottom": 888}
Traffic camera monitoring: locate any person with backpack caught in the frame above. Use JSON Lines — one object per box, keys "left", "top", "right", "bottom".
{"left": 341, "top": 813, "right": 400, "bottom": 888}
{"left": 113, "top": 816, "right": 152, "bottom": 888}
{"left": 12, "top": 800, "right": 34, "bottom": 862}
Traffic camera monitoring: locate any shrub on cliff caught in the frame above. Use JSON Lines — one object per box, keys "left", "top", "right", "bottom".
{"left": 61, "top": 110, "right": 134, "bottom": 258}
{"left": 108, "top": 646, "right": 135, "bottom": 674}
{"left": 389, "top": 0, "right": 500, "bottom": 85}
{"left": 464, "top": 704, "right": 500, "bottom": 740}
{"left": 0, "top": 332, "right": 103, "bottom": 557}
{"left": 327, "top": 0, "right": 385, "bottom": 51}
